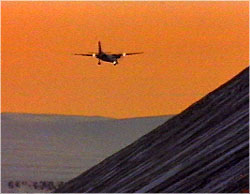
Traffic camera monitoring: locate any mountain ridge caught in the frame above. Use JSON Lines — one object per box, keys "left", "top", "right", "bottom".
{"left": 55, "top": 66, "right": 249, "bottom": 193}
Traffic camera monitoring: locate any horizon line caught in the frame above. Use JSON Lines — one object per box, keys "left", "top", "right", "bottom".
{"left": 1, "top": 111, "right": 175, "bottom": 120}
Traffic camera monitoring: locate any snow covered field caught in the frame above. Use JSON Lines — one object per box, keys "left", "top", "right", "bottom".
{"left": 1, "top": 113, "right": 172, "bottom": 193}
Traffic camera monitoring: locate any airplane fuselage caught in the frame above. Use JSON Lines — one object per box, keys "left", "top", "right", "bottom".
{"left": 96, "top": 52, "right": 119, "bottom": 65}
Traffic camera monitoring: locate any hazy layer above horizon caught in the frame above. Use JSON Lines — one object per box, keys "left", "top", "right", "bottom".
{"left": 1, "top": 112, "right": 115, "bottom": 122}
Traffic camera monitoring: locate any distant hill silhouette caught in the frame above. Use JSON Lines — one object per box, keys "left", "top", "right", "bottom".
{"left": 55, "top": 67, "right": 249, "bottom": 193}
{"left": 1, "top": 112, "right": 114, "bottom": 122}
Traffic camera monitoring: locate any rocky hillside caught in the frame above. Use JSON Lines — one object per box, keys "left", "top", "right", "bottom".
{"left": 55, "top": 67, "right": 249, "bottom": 193}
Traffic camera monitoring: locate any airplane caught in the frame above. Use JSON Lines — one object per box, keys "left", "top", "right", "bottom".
{"left": 74, "top": 41, "right": 143, "bottom": 66}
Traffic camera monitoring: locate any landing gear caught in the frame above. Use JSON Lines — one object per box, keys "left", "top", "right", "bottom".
{"left": 98, "top": 60, "right": 101, "bottom": 65}
{"left": 113, "top": 61, "right": 118, "bottom": 66}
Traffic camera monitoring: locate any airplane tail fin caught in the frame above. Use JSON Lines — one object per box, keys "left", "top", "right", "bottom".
{"left": 98, "top": 41, "right": 102, "bottom": 53}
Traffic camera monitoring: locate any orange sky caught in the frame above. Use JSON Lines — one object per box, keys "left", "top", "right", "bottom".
{"left": 1, "top": 1, "right": 249, "bottom": 118}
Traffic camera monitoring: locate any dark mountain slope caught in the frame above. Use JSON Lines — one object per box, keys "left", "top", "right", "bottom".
{"left": 55, "top": 67, "right": 249, "bottom": 193}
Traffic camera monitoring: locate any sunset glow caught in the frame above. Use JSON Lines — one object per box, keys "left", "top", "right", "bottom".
{"left": 2, "top": 1, "right": 249, "bottom": 118}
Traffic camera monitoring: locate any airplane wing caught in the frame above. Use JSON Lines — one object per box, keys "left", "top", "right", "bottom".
{"left": 74, "top": 53, "right": 94, "bottom": 56}
{"left": 124, "top": 52, "right": 144, "bottom": 55}
{"left": 113, "top": 52, "right": 143, "bottom": 58}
